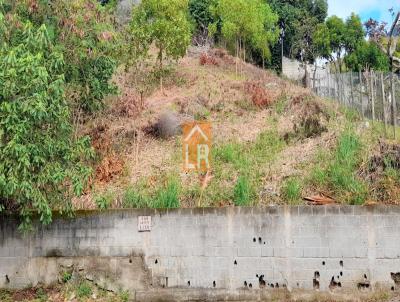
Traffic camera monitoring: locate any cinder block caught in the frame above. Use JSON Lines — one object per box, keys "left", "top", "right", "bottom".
{"left": 303, "top": 247, "right": 329, "bottom": 258}
{"left": 261, "top": 247, "right": 273, "bottom": 257}
{"left": 237, "top": 247, "right": 261, "bottom": 257}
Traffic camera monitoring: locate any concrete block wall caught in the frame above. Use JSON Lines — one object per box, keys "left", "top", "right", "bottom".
{"left": 1, "top": 206, "right": 400, "bottom": 293}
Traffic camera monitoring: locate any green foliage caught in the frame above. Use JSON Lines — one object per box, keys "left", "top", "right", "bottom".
{"left": 268, "top": 0, "right": 328, "bottom": 69}
{"left": 345, "top": 41, "right": 390, "bottom": 72}
{"left": 209, "top": 0, "right": 278, "bottom": 60}
{"left": 344, "top": 13, "right": 365, "bottom": 53}
{"left": 310, "top": 130, "right": 368, "bottom": 204}
{"left": 36, "top": 288, "right": 48, "bottom": 302}
{"left": 118, "top": 290, "right": 130, "bottom": 302}
{"left": 94, "top": 190, "right": 114, "bottom": 210}
{"left": 3, "top": 0, "right": 121, "bottom": 113}
{"left": 233, "top": 175, "right": 252, "bottom": 206}
{"left": 62, "top": 271, "right": 73, "bottom": 283}
{"left": 189, "top": 0, "right": 215, "bottom": 35}
{"left": 314, "top": 14, "right": 365, "bottom": 72}
{"left": 76, "top": 281, "right": 92, "bottom": 298}
{"left": 123, "top": 186, "right": 148, "bottom": 208}
{"left": 130, "top": 0, "right": 192, "bottom": 67}
{"left": 0, "top": 15, "right": 93, "bottom": 230}
{"left": 281, "top": 178, "right": 302, "bottom": 204}
{"left": 153, "top": 177, "right": 180, "bottom": 208}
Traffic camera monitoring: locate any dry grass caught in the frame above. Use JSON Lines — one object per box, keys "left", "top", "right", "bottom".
{"left": 72, "top": 46, "right": 399, "bottom": 208}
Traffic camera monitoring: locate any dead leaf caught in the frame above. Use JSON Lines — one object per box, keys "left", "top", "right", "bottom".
{"left": 304, "top": 193, "right": 336, "bottom": 205}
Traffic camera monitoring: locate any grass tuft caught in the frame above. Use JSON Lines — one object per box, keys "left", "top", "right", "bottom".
{"left": 153, "top": 177, "right": 181, "bottom": 208}
{"left": 233, "top": 175, "right": 252, "bottom": 206}
{"left": 281, "top": 178, "right": 302, "bottom": 204}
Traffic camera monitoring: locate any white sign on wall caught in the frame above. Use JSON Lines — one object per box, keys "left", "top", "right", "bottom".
{"left": 138, "top": 216, "right": 151, "bottom": 232}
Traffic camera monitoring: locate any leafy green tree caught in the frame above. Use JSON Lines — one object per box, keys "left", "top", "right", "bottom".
{"left": 209, "top": 0, "right": 278, "bottom": 62}
{"left": 4, "top": 0, "right": 121, "bottom": 113}
{"left": 314, "top": 14, "right": 364, "bottom": 73}
{"left": 0, "top": 12, "right": 93, "bottom": 230}
{"left": 189, "top": 0, "right": 215, "bottom": 44}
{"left": 345, "top": 41, "right": 390, "bottom": 72}
{"left": 344, "top": 13, "right": 365, "bottom": 53}
{"left": 268, "top": 0, "right": 328, "bottom": 70}
{"left": 130, "top": 0, "right": 192, "bottom": 69}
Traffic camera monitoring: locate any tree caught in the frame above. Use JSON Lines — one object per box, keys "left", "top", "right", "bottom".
{"left": 130, "top": 0, "right": 192, "bottom": 69}
{"left": 345, "top": 41, "right": 390, "bottom": 72}
{"left": 268, "top": 0, "right": 328, "bottom": 70}
{"left": 0, "top": 12, "right": 93, "bottom": 230}
{"left": 209, "top": 0, "right": 278, "bottom": 63}
{"left": 365, "top": 16, "right": 400, "bottom": 72}
{"left": 314, "top": 14, "right": 364, "bottom": 73}
{"left": 2, "top": 0, "right": 121, "bottom": 113}
{"left": 344, "top": 13, "right": 365, "bottom": 53}
{"left": 189, "top": 0, "right": 215, "bottom": 45}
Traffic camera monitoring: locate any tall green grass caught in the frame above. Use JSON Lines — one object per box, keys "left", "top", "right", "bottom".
{"left": 309, "top": 130, "right": 368, "bottom": 204}
{"left": 233, "top": 175, "right": 252, "bottom": 206}
{"left": 152, "top": 177, "right": 180, "bottom": 208}
{"left": 281, "top": 178, "right": 302, "bottom": 204}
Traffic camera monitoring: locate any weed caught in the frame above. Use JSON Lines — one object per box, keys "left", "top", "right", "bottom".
{"left": 274, "top": 94, "right": 288, "bottom": 114}
{"left": 214, "top": 143, "right": 243, "bottom": 166}
{"left": 119, "top": 290, "right": 130, "bottom": 302}
{"left": 308, "top": 130, "right": 368, "bottom": 204}
{"left": 194, "top": 109, "right": 211, "bottom": 121}
{"left": 62, "top": 271, "right": 72, "bottom": 283}
{"left": 76, "top": 281, "right": 92, "bottom": 298}
{"left": 235, "top": 98, "right": 257, "bottom": 111}
{"left": 233, "top": 175, "right": 252, "bottom": 206}
{"left": 153, "top": 177, "right": 180, "bottom": 208}
{"left": 343, "top": 107, "right": 361, "bottom": 122}
{"left": 281, "top": 178, "right": 302, "bottom": 204}
{"left": 94, "top": 190, "right": 115, "bottom": 210}
{"left": 123, "top": 186, "right": 147, "bottom": 208}
{"left": 36, "top": 288, "right": 47, "bottom": 302}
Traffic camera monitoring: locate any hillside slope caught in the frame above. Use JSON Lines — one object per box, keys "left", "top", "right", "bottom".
{"left": 75, "top": 47, "right": 400, "bottom": 209}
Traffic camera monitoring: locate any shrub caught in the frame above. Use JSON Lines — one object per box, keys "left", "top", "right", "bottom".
{"left": 245, "top": 81, "right": 276, "bottom": 107}
{"left": 199, "top": 53, "right": 219, "bottom": 66}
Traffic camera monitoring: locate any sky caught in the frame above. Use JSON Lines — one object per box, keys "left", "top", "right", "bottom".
{"left": 328, "top": 0, "right": 400, "bottom": 27}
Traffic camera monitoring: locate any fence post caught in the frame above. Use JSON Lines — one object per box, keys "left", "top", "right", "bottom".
{"left": 359, "top": 70, "right": 364, "bottom": 119}
{"left": 381, "top": 73, "right": 387, "bottom": 137}
{"left": 392, "top": 73, "right": 397, "bottom": 139}
{"left": 371, "top": 71, "right": 376, "bottom": 121}
{"left": 336, "top": 74, "right": 340, "bottom": 102}
{"left": 350, "top": 72, "right": 355, "bottom": 108}
{"left": 327, "top": 69, "right": 330, "bottom": 98}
